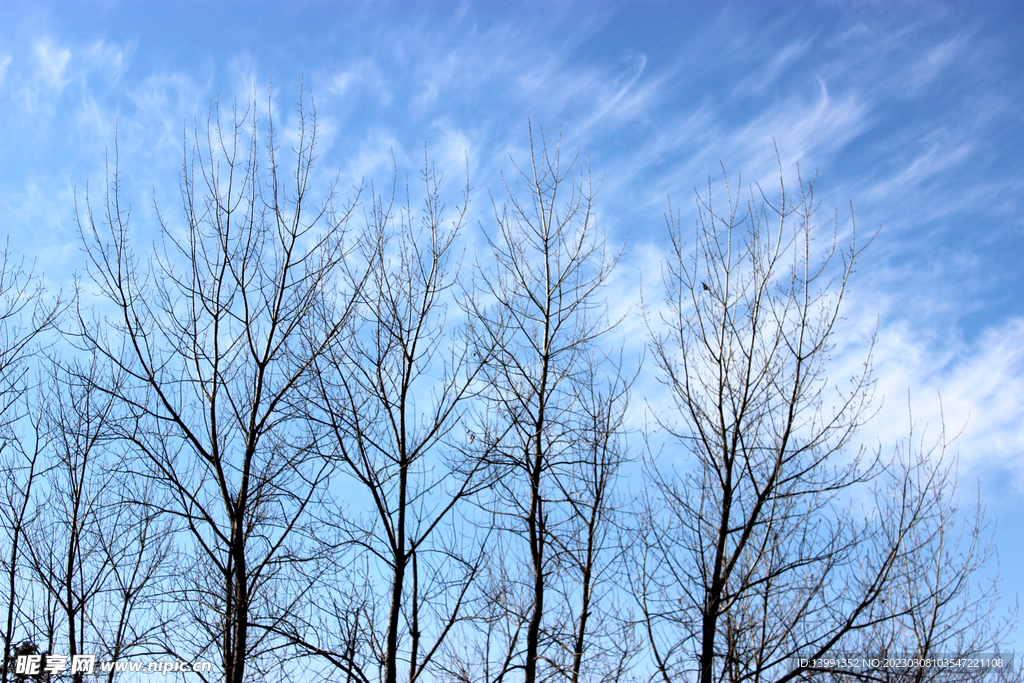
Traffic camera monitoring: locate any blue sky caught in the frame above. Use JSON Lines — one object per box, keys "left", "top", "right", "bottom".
{"left": 2, "top": 0, "right": 1023, "bottom": 655}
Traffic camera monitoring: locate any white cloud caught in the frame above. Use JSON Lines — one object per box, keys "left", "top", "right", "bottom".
{"left": 84, "top": 39, "right": 129, "bottom": 80}
{"left": 0, "top": 54, "right": 11, "bottom": 89}
{"left": 34, "top": 37, "right": 71, "bottom": 93}
{"left": 325, "top": 59, "right": 391, "bottom": 106}
{"left": 427, "top": 123, "right": 475, "bottom": 183}
{"left": 726, "top": 80, "right": 869, "bottom": 183}
{"left": 833, "top": 289, "right": 1024, "bottom": 487}
{"left": 904, "top": 33, "right": 973, "bottom": 93}
{"left": 729, "top": 34, "right": 817, "bottom": 97}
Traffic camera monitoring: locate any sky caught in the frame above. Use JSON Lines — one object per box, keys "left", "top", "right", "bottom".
{"left": 1, "top": 0, "right": 1023, "bottom": 659}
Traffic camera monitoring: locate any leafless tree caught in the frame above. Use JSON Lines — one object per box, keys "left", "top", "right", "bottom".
{"left": 0, "top": 249, "right": 61, "bottom": 683}
{"left": 72, "top": 92, "right": 362, "bottom": 683}
{"left": 0, "top": 249, "right": 62, "bottom": 425}
{"left": 636, "top": 159, "right": 1014, "bottom": 683}
{"left": 283, "top": 154, "right": 495, "bottom": 683}
{"left": 553, "top": 368, "right": 640, "bottom": 683}
{"left": 24, "top": 354, "right": 172, "bottom": 683}
{"left": 456, "top": 128, "right": 631, "bottom": 683}
{"left": 0, "top": 390, "right": 48, "bottom": 683}
{"left": 0, "top": 102, "right": 1009, "bottom": 683}
{"left": 805, "top": 413, "right": 1018, "bottom": 683}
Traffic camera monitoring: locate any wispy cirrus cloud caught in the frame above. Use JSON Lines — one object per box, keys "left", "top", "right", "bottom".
{"left": 851, "top": 312, "right": 1024, "bottom": 485}
{"left": 33, "top": 37, "right": 70, "bottom": 92}
{"left": 0, "top": 53, "right": 11, "bottom": 88}
{"left": 0, "top": 1, "right": 1019, "bottom": 486}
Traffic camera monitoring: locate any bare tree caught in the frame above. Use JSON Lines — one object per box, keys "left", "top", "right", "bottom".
{"left": 459, "top": 128, "right": 629, "bottom": 683}
{"left": 72, "top": 92, "right": 361, "bottom": 683}
{"left": 285, "top": 154, "right": 495, "bottom": 683}
{"left": 638, "top": 160, "right": 879, "bottom": 683}
{"left": 0, "top": 102, "right": 1008, "bottom": 683}
{"left": 554, "top": 368, "right": 640, "bottom": 683}
{"left": 636, "top": 160, "right": 1012, "bottom": 683}
{"left": 813, "top": 413, "right": 1018, "bottom": 683}
{"left": 0, "top": 249, "right": 61, "bottom": 424}
{"left": 26, "top": 356, "right": 117, "bottom": 683}
{"left": 24, "top": 354, "right": 171, "bottom": 683}
{"left": 0, "top": 250, "right": 61, "bottom": 683}
{"left": 0, "top": 389, "right": 48, "bottom": 683}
